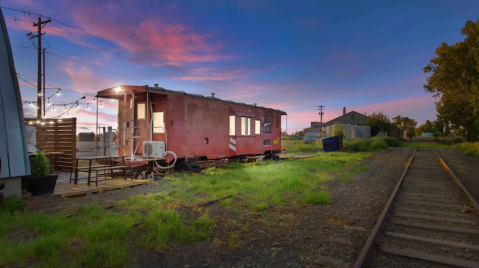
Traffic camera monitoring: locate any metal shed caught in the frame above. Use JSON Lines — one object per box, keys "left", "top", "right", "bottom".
{"left": 0, "top": 9, "right": 30, "bottom": 179}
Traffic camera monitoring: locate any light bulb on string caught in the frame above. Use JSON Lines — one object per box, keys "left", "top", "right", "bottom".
{"left": 86, "top": 104, "right": 90, "bottom": 110}
{"left": 52, "top": 105, "right": 55, "bottom": 111}
{"left": 64, "top": 105, "right": 67, "bottom": 110}
{"left": 56, "top": 89, "right": 61, "bottom": 96}
{"left": 47, "top": 98, "right": 50, "bottom": 104}
{"left": 92, "top": 97, "right": 96, "bottom": 103}
{"left": 100, "top": 101, "right": 103, "bottom": 107}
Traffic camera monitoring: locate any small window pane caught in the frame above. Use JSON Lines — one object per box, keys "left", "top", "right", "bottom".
{"left": 263, "top": 115, "right": 272, "bottom": 133}
{"left": 153, "top": 112, "right": 165, "bottom": 133}
{"left": 137, "top": 103, "right": 146, "bottom": 120}
{"left": 241, "top": 117, "right": 246, "bottom": 135}
{"left": 247, "top": 118, "right": 251, "bottom": 136}
{"left": 229, "top": 115, "right": 235, "bottom": 136}
{"left": 255, "top": 120, "right": 260, "bottom": 135}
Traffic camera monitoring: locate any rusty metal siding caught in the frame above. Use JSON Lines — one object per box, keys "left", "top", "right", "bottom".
{"left": 102, "top": 86, "right": 283, "bottom": 161}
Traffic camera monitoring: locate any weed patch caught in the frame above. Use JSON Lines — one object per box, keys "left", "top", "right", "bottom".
{"left": 459, "top": 142, "right": 479, "bottom": 157}
{"left": 300, "top": 191, "right": 330, "bottom": 204}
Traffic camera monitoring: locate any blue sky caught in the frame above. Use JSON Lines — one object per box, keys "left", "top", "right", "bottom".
{"left": 2, "top": 0, "right": 479, "bottom": 132}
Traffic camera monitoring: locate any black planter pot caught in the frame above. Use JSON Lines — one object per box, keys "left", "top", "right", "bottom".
{"left": 25, "top": 175, "right": 58, "bottom": 196}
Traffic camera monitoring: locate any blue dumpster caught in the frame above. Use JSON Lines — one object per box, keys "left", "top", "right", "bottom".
{"left": 322, "top": 135, "right": 343, "bottom": 152}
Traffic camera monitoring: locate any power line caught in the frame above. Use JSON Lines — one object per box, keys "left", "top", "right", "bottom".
{"left": 46, "top": 28, "right": 294, "bottom": 107}
{"left": 47, "top": 51, "right": 149, "bottom": 84}
{"left": 12, "top": 44, "right": 36, "bottom": 50}
{"left": 16, "top": 73, "right": 96, "bottom": 97}
{"left": 1, "top": 7, "right": 306, "bottom": 107}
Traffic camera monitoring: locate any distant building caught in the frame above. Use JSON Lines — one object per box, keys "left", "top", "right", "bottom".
{"left": 79, "top": 132, "right": 95, "bottom": 142}
{"left": 304, "top": 107, "right": 368, "bottom": 135}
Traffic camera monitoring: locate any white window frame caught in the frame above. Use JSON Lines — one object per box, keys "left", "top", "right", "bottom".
{"left": 241, "top": 117, "right": 250, "bottom": 136}
{"left": 229, "top": 115, "right": 236, "bottom": 136}
{"left": 137, "top": 103, "right": 146, "bottom": 120}
{"left": 255, "top": 120, "right": 261, "bottom": 135}
{"left": 153, "top": 111, "right": 165, "bottom": 134}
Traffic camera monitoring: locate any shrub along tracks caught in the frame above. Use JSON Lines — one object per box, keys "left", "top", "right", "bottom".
{"left": 354, "top": 147, "right": 479, "bottom": 268}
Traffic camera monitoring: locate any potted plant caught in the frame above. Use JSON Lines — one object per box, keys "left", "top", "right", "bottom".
{"left": 26, "top": 151, "right": 58, "bottom": 196}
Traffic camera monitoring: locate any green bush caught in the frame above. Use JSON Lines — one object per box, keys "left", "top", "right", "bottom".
{"left": 459, "top": 142, "right": 479, "bottom": 157}
{"left": 30, "top": 151, "right": 50, "bottom": 176}
{"left": 344, "top": 138, "right": 371, "bottom": 152}
{"left": 370, "top": 137, "right": 389, "bottom": 150}
{"left": 383, "top": 137, "right": 401, "bottom": 147}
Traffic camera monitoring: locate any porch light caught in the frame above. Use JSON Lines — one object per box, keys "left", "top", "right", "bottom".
{"left": 114, "top": 86, "right": 122, "bottom": 92}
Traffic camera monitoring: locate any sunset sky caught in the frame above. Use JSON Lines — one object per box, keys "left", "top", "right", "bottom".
{"left": 3, "top": 0, "right": 479, "bottom": 133}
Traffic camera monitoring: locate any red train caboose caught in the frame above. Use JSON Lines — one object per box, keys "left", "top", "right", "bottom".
{"left": 96, "top": 85, "right": 287, "bottom": 168}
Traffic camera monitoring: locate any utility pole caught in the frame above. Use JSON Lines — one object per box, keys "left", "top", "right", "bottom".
{"left": 42, "top": 48, "right": 46, "bottom": 117}
{"left": 317, "top": 105, "right": 325, "bottom": 123}
{"left": 32, "top": 16, "right": 51, "bottom": 119}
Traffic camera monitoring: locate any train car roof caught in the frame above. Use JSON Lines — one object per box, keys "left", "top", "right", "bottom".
{"left": 97, "top": 85, "right": 287, "bottom": 115}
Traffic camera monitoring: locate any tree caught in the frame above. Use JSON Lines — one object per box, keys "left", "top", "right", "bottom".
{"left": 332, "top": 123, "right": 345, "bottom": 137}
{"left": 392, "top": 116, "right": 417, "bottom": 131}
{"left": 365, "top": 112, "right": 391, "bottom": 136}
{"left": 423, "top": 20, "right": 479, "bottom": 141}
{"left": 415, "top": 120, "right": 436, "bottom": 135}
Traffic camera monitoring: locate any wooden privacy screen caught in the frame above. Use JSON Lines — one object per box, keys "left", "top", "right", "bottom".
{"left": 25, "top": 118, "right": 76, "bottom": 171}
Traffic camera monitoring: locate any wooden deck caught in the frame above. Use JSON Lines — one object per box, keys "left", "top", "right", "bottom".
{"left": 53, "top": 179, "right": 149, "bottom": 197}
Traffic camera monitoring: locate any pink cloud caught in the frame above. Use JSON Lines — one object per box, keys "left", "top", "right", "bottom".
{"left": 178, "top": 65, "right": 274, "bottom": 81}
{"left": 64, "top": 5, "right": 232, "bottom": 65}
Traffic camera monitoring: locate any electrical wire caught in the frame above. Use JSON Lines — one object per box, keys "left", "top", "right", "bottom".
{"left": 47, "top": 51, "right": 149, "bottom": 84}
{"left": 17, "top": 73, "right": 96, "bottom": 97}
{"left": 1, "top": 7, "right": 306, "bottom": 107}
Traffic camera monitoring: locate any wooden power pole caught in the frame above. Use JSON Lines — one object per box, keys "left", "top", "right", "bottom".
{"left": 33, "top": 16, "right": 51, "bottom": 119}
{"left": 317, "top": 105, "right": 325, "bottom": 123}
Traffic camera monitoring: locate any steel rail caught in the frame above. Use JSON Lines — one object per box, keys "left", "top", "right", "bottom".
{"left": 432, "top": 148, "right": 479, "bottom": 212}
{"left": 353, "top": 147, "right": 418, "bottom": 268}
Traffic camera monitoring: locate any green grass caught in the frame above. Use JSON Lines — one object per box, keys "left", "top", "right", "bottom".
{"left": 0, "top": 197, "right": 25, "bottom": 215}
{"left": 459, "top": 142, "right": 479, "bottom": 157}
{"left": 300, "top": 191, "right": 330, "bottom": 204}
{"left": 0, "top": 150, "right": 373, "bottom": 267}
{"left": 282, "top": 141, "right": 323, "bottom": 153}
{"left": 0, "top": 203, "right": 213, "bottom": 267}
{"left": 167, "top": 152, "right": 369, "bottom": 209}
{"left": 345, "top": 137, "right": 390, "bottom": 152}
{"left": 401, "top": 142, "right": 458, "bottom": 149}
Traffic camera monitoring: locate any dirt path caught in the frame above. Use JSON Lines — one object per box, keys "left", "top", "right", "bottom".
{"left": 435, "top": 148, "right": 479, "bottom": 202}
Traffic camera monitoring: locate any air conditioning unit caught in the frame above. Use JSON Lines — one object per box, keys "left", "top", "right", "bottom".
{"left": 142, "top": 141, "right": 165, "bottom": 158}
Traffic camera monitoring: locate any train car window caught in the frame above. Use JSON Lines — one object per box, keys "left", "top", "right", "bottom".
{"left": 137, "top": 103, "right": 146, "bottom": 120}
{"left": 262, "top": 115, "right": 272, "bottom": 133}
{"left": 241, "top": 117, "right": 250, "bottom": 136}
{"left": 255, "top": 120, "right": 261, "bottom": 135}
{"left": 153, "top": 112, "right": 165, "bottom": 133}
{"left": 263, "top": 139, "right": 270, "bottom": 146}
{"left": 229, "top": 115, "right": 235, "bottom": 136}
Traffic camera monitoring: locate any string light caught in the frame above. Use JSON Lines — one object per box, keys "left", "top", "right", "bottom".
{"left": 92, "top": 97, "right": 96, "bottom": 103}
{"left": 47, "top": 98, "right": 50, "bottom": 104}
{"left": 36, "top": 120, "right": 40, "bottom": 124}
{"left": 99, "top": 101, "right": 103, "bottom": 107}
{"left": 64, "top": 105, "right": 67, "bottom": 110}
{"left": 86, "top": 104, "right": 90, "bottom": 110}
{"left": 56, "top": 89, "right": 61, "bottom": 96}
{"left": 52, "top": 105, "right": 55, "bottom": 111}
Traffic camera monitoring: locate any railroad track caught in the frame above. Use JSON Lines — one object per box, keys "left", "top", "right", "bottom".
{"left": 354, "top": 147, "right": 479, "bottom": 268}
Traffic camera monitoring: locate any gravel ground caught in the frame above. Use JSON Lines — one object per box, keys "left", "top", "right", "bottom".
{"left": 435, "top": 148, "right": 479, "bottom": 203}
{"left": 136, "top": 147, "right": 414, "bottom": 268}
{"left": 22, "top": 148, "right": 414, "bottom": 268}
{"left": 369, "top": 148, "right": 479, "bottom": 268}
